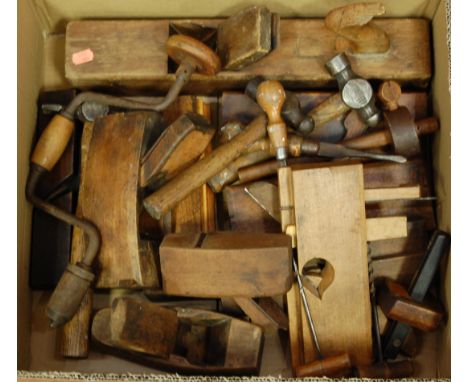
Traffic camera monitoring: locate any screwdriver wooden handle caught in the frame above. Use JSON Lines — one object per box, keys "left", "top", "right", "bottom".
{"left": 31, "top": 114, "right": 75, "bottom": 171}
{"left": 144, "top": 114, "right": 267, "bottom": 220}
{"left": 256, "top": 80, "right": 288, "bottom": 160}
{"left": 307, "top": 92, "right": 350, "bottom": 130}
{"left": 295, "top": 353, "right": 352, "bottom": 378}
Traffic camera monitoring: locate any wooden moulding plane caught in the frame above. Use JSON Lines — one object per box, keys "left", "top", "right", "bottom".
{"left": 92, "top": 296, "right": 264, "bottom": 375}
{"left": 65, "top": 15, "right": 431, "bottom": 89}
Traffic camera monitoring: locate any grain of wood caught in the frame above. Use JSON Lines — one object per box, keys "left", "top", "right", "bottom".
{"left": 366, "top": 216, "right": 407, "bottom": 241}
{"left": 293, "top": 164, "right": 373, "bottom": 365}
{"left": 364, "top": 186, "right": 421, "bottom": 202}
{"left": 234, "top": 297, "right": 279, "bottom": 330}
{"left": 287, "top": 283, "right": 304, "bottom": 371}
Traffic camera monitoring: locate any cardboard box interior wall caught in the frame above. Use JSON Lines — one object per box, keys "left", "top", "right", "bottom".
{"left": 17, "top": 0, "right": 451, "bottom": 378}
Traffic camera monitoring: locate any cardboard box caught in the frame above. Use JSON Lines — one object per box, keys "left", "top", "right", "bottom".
{"left": 17, "top": 0, "right": 451, "bottom": 379}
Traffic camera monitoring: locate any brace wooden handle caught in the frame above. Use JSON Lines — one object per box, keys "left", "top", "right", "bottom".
{"left": 307, "top": 93, "right": 349, "bottom": 129}
{"left": 31, "top": 114, "right": 75, "bottom": 171}
{"left": 166, "top": 35, "right": 221, "bottom": 75}
{"left": 295, "top": 353, "right": 352, "bottom": 378}
{"left": 144, "top": 114, "right": 267, "bottom": 220}
{"left": 256, "top": 80, "right": 288, "bottom": 158}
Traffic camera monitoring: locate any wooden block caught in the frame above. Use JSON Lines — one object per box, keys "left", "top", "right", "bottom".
{"left": 92, "top": 304, "right": 263, "bottom": 374}
{"left": 257, "top": 297, "right": 289, "bottom": 331}
{"left": 217, "top": 6, "right": 274, "bottom": 70}
{"left": 160, "top": 231, "right": 292, "bottom": 298}
{"left": 110, "top": 297, "right": 178, "bottom": 358}
{"left": 81, "top": 112, "right": 160, "bottom": 288}
{"left": 140, "top": 112, "right": 215, "bottom": 188}
{"left": 234, "top": 297, "right": 280, "bottom": 330}
{"left": 366, "top": 216, "right": 407, "bottom": 242}
{"left": 364, "top": 186, "right": 420, "bottom": 202}
{"left": 372, "top": 253, "right": 425, "bottom": 286}
{"left": 65, "top": 18, "right": 431, "bottom": 89}
{"left": 162, "top": 96, "right": 217, "bottom": 234}
{"left": 65, "top": 20, "right": 168, "bottom": 84}
{"left": 293, "top": 164, "right": 372, "bottom": 365}
{"left": 287, "top": 283, "right": 304, "bottom": 371}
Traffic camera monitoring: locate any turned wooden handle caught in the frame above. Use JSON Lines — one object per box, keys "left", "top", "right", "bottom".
{"left": 166, "top": 35, "right": 221, "bottom": 76}
{"left": 416, "top": 117, "right": 439, "bottom": 135}
{"left": 378, "top": 81, "right": 401, "bottom": 111}
{"left": 308, "top": 93, "right": 349, "bottom": 129}
{"left": 144, "top": 114, "right": 267, "bottom": 220}
{"left": 257, "top": 80, "right": 288, "bottom": 157}
{"left": 31, "top": 114, "right": 75, "bottom": 171}
{"left": 295, "top": 353, "right": 352, "bottom": 378}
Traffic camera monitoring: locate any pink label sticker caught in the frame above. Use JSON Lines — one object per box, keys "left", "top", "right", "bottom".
{"left": 72, "top": 48, "right": 94, "bottom": 65}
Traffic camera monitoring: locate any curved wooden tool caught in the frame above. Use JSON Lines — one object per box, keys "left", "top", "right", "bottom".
{"left": 144, "top": 114, "right": 267, "bottom": 220}
{"left": 325, "top": 2, "right": 390, "bottom": 54}
{"left": 256, "top": 80, "right": 288, "bottom": 160}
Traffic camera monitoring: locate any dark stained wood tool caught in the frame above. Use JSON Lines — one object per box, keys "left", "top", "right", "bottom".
{"left": 159, "top": 231, "right": 292, "bottom": 298}
{"left": 30, "top": 89, "right": 77, "bottom": 290}
{"left": 217, "top": 6, "right": 276, "bottom": 70}
{"left": 65, "top": 19, "right": 431, "bottom": 88}
{"left": 325, "top": 2, "right": 390, "bottom": 54}
{"left": 140, "top": 112, "right": 215, "bottom": 188}
{"left": 143, "top": 114, "right": 267, "bottom": 220}
{"left": 354, "top": 360, "right": 414, "bottom": 378}
{"left": 377, "top": 278, "right": 445, "bottom": 331}
{"left": 92, "top": 297, "right": 264, "bottom": 375}
{"left": 382, "top": 230, "right": 450, "bottom": 359}
{"left": 59, "top": 121, "right": 94, "bottom": 358}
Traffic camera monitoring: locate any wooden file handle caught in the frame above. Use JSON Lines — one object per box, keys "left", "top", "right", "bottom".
{"left": 166, "top": 35, "right": 221, "bottom": 76}
{"left": 307, "top": 92, "right": 350, "bottom": 130}
{"left": 256, "top": 80, "right": 288, "bottom": 160}
{"left": 144, "top": 114, "right": 267, "bottom": 220}
{"left": 31, "top": 114, "right": 75, "bottom": 171}
{"left": 344, "top": 117, "right": 439, "bottom": 150}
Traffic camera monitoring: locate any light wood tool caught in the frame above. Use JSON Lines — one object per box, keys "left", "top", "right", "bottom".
{"left": 159, "top": 231, "right": 292, "bottom": 298}
{"left": 65, "top": 19, "right": 431, "bottom": 88}
{"left": 217, "top": 6, "right": 277, "bottom": 70}
{"left": 325, "top": 2, "right": 390, "bottom": 54}
{"left": 92, "top": 297, "right": 264, "bottom": 375}
{"left": 143, "top": 114, "right": 267, "bottom": 220}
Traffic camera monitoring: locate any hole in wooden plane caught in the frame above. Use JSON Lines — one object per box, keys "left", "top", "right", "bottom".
{"left": 301, "top": 258, "right": 335, "bottom": 300}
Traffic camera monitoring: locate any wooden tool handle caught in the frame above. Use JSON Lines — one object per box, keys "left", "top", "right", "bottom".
{"left": 307, "top": 93, "right": 349, "bottom": 130}
{"left": 257, "top": 80, "right": 288, "bottom": 159}
{"left": 31, "top": 114, "right": 75, "bottom": 171}
{"left": 166, "top": 35, "right": 221, "bottom": 76}
{"left": 60, "top": 289, "right": 93, "bottom": 358}
{"left": 378, "top": 81, "right": 401, "bottom": 111}
{"left": 144, "top": 114, "right": 267, "bottom": 220}
{"left": 356, "top": 360, "right": 414, "bottom": 378}
{"left": 416, "top": 117, "right": 439, "bottom": 135}
{"left": 295, "top": 353, "right": 352, "bottom": 378}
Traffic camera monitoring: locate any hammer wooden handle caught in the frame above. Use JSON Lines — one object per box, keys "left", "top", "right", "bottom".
{"left": 307, "top": 93, "right": 350, "bottom": 130}
{"left": 31, "top": 114, "right": 75, "bottom": 171}
{"left": 144, "top": 114, "right": 267, "bottom": 220}
{"left": 344, "top": 117, "right": 439, "bottom": 150}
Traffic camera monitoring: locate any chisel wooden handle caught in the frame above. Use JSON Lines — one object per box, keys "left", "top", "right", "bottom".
{"left": 31, "top": 114, "right": 75, "bottom": 171}
{"left": 144, "top": 114, "right": 267, "bottom": 220}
